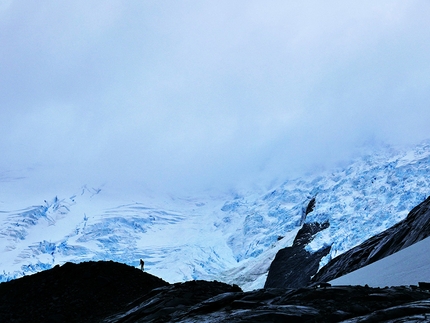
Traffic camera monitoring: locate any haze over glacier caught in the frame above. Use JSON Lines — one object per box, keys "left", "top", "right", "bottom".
{"left": 2, "top": 1, "right": 430, "bottom": 292}
{"left": 2, "top": 1, "right": 430, "bottom": 197}
{"left": 1, "top": 140, "right": 429, "bottom": 290}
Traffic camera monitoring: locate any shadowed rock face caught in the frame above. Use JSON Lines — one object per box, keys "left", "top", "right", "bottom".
{"left": 265, "top": 221, "right": 331, "bottom": 289}
{"left": 103, "top": 280, "right": 242, "bottom": 323}
{"left": 104, "top": 284, "right": 430, "bottom": 323}
{"left": 0, "top": 261, "right": 169, "bottom": 323}
{"left": 265, "top": 197, "right": 332, "bottom": 289}
{"left": 312, "top": 195, "right": 430, "bottom": 284}
{"left": 1, "top": 261, "right": 430, "bottom": 322}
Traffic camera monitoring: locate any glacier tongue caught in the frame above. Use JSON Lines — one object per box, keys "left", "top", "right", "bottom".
{"left": 1, "top": 140, "right": 430, "bottom": 290}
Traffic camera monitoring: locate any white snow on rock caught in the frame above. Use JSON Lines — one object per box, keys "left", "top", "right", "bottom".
{"left": 330, "top": 236, "right": 430, "bottom": 287}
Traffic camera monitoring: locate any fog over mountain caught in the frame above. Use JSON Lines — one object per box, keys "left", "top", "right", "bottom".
{"left": 1, "top": 1, "right": 430, "bottom": 198}
{"left": 1, "top": 140, "right": 429, "bottom": 292}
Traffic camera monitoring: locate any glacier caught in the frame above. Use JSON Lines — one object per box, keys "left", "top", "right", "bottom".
{"left": 1, "top": 140, "right": 430, "bottom": 290}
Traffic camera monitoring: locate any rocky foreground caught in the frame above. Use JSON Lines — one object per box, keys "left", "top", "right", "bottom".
{"left": 1, "top": 261, "right": 430, "bottom": 322}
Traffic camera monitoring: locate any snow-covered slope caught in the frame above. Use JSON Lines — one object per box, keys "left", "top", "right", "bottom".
{"left": 330, "top": 235, "right": 430, "bottom": 287}
{"left": 0, "top": 188, "right": 238, "bottom": 284}
{"left": 1, "top": 141, "right": 430, "bottom": 290}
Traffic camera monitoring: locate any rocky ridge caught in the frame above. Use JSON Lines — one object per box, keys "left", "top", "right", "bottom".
{"left": 264, "top": 194, "right": 430, "bottom": 289}
{"left": 312, "top": 195, "right": 430, "bottom": 284}
{"left": 0, "top": 261, "right": 168, "bottom": 323}
{"left": 1, "top": 260, "right": 430, "bottom": 322}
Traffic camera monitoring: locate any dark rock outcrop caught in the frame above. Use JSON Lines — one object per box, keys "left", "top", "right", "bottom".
{"left": 305, "top": 196, "right": 316, "bottom": 216}
{"left": 312, "top": 195, "right": 430, "bottom": 284}
{"left": 105, "top": 284, "right": 430, "bottom": 323}
{"left": 2, "top": 260, "right": 430, "bottom": 322}
{"left": 0, "top": 260, "right": 168, "bottom": 323}
{"left": 103, "top": 280, "right": 242, "bottom": 322}
{"left": 299, "top": 196, "right": 317, "bottom": 226}
{"left": 264, "top": 221, "right": 331, "bottom": 289}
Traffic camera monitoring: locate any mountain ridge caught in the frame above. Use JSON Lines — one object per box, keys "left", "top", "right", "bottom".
{"left": 2, "top": 259, "right": 430, "bottom": 322}
{"left": 1, "top": 140, "right": 430, "bottom": 290}
{"left": 312, "top": 194, "right": 430, "bottom": 284}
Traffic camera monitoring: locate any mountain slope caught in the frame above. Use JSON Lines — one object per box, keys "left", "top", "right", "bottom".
{"left": 312, "top": 195, "right": 430, "bottom": 284}
{"left": 1, "top": 140, "right": 430, "bottom": 289}
{"left": 330, "top": 235, "right": 430, "bottom": 287}
{"left": 0, "top": 260, "right": 168, "bottom": 323}
{"left": 265, "top": 193, "right": 430, "bottom": 288}
{"left": 2, "top": 260, "right": 430, "bottom": 322}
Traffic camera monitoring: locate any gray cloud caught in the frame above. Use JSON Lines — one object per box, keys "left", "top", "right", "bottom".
{"left": 1, "top": 1, "right": 430, "bottom": 196}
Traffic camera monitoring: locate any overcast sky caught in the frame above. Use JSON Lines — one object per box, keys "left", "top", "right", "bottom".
{"left": 1, "top": 1, "right": 430, "bottom": 197}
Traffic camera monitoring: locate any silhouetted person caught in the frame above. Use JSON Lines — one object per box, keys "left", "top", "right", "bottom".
{"left": 140, "top": 259, "right": 144, "bottom": 271}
